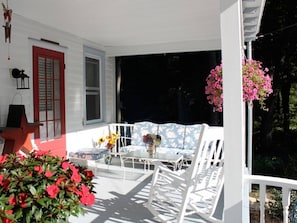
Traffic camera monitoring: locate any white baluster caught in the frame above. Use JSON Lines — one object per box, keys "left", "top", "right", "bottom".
{"left": 282, "top": 187, "right": 290, "bottom": 223}
{"left": 259, "top": 184, "right": 266, "bottom": 223}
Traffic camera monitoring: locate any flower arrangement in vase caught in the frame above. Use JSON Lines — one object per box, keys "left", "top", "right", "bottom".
{"left": 205, "top": 59, "right": 273, "bottom": 112}
{"left": 0, "top": 151, "right": 95, "bottom": 223}
{"left": 98, "top": 132, "right": 120, "bottom": 164}
{"left": 143, "top": 134, "right": 162, "bottom": 155}
{"left": 98, "top": 132, "right": 120, "bottom": 150}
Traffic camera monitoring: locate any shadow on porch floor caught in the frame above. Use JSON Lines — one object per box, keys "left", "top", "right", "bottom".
{"left": 69, "top": 157, "right": 209, "bottom": 223}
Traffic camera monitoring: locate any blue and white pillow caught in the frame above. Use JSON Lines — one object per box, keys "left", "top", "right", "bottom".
{"left": 157, "top": 123, "right": 185, "bottom": 149}
{"left": 184, "top": 124, "right": 202, "bottom": 150}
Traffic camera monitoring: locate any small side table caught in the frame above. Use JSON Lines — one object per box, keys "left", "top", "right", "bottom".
{"left": 68, "top": 148, "right": 109, "bottom": 160}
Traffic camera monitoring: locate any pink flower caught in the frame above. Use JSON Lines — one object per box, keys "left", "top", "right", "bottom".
{"left": 81, "top": 184, "right": 90, "bottom": 194}
{"left": 46, "top": 184, "right": 60, "bottom": 198}
{"left": 205, "top": 59, "right": 273, "bottom": 112}
{"left": 67, "top": 185, "right": 81, "bottom": 195}
{"left": 71, "top": 171, "right": 81, "bottom": 183}
{"left": 1, "top": 210, "right": 13, "bottom": 223}
{"left": 8, "top": 196, "right": 16, "bottom": 205}
{"left": 18, "top": 193, "right": 28, "bottom": 208}
{"left": 70, "top": 164, "right": 78, "bottom": 172}
{"left": 45, "top": 170, "right": 54, "bottom": 178}
{"left": 80, "top": 193, "right": 95, "bottom": 206}
{"left": 84, "top": 170, "right": 94, "bottom": 179}
{"left": 1, "top": 217, "right": 13, "bottom": 223}
{"left": 0, "top": 155, "right": 7, "bottom": 164}
{"left": 1, "top": 178, "right": 10, "bottom": 190}
{"left": 34, "top": 165, "right": 43, "bottom": 174}
{"left": 34, "top": 150, "right": 49, "bottom": 157}
{"left": 56, "top": 176, "right": 66, "bottom": 185}
{"left": 16, "top": 151, "right": 26, "bottom": 159}
{"left": 79, "top": 184, "right": 95, "bottom": 206}
{"left": 0, "top": 174, "right": 4, "bottom": 185}
{"left": 62, "top": 161, "right": 70, "bottom": 170}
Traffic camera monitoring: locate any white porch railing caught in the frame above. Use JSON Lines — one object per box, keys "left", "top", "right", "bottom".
{"left": 245, "top": 174, "right": 297, "bottom": 223}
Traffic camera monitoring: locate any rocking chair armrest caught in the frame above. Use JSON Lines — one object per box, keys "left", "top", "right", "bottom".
{"left": 152, "top": 160, "right": 186, "bottom": 179}
{"left": 152, "top": 160, "right": 177, "bottom": 173}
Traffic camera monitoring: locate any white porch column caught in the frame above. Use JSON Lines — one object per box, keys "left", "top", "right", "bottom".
{"left": 220, "top": 0, "right": 246, "bottom": 223}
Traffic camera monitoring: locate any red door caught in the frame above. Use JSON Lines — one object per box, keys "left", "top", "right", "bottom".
{"left": 33, "top": 46, "right": 66, "bottom": 157}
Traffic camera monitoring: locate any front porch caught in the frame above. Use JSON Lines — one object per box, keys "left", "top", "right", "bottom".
{"left": 69, "top": 157, "right": 216, "bottom": 223}
{"left": 69, "top": 155, "right": 293, "bottom": 223}
{"left": 0, "top": 0, "right": 283, "bottom": 222}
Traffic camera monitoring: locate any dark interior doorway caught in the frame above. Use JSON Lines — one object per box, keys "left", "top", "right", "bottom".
{"left": 116, "top": 51, "right": 223, "bottom": 125}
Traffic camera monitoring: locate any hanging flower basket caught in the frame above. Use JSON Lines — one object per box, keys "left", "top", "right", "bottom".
{"left": 205, "top": 59, "right": 273, "bottom": 112}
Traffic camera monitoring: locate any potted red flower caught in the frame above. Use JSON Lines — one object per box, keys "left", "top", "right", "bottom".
{"left": 0, "top": 151, "right": 95, "bottom": 223}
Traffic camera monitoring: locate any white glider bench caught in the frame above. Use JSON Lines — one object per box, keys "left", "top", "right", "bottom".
{"left": 110, "top": 121, "right": 222, "bottom": 169}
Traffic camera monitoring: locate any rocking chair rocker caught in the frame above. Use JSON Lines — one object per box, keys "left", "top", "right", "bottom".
{"left": 146, "top": 124, "right": 224, "bottom": 223}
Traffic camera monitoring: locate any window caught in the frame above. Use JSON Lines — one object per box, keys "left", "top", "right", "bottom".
{"left": 84, "top": 46, "right": 105, "bottom": 124}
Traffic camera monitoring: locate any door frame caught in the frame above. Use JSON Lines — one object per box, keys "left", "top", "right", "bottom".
{"left": 32, "top": 44, "right": 66, "bottom": 157}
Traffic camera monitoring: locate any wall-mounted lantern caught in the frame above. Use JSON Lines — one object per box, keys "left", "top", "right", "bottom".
{"left": 11, "top": 68, "right": 30, "bottom": 90}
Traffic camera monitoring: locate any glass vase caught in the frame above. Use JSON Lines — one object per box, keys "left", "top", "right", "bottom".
{"left": 104, "top": 150, "right": 112, "bottom": 165}
{"left": 147, "top": 144, "right": 156, "bottom": 156}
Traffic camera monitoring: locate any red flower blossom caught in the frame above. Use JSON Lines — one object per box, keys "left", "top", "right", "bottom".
{"left": 34, "top": 150, "right": 49, "bottom": 157}
{"left": 0, "top": 154, "right": 7, "bottom": 164}
{"left": 0, "top": 152, "right": 95, "bottom": 221}
{"left": 71, "top": 171, "right": 81, "bottom": 183}
{"left": 81, "top": 184, "right": 90, "bottom": 194}
{"left": 8, "top": 195, "right": 16, "bottom": 205}
{"left": 79, "top": 184, "right": 95, "bottom": 206}
{"left": 70, "top": 164, "right": 79, "bottom": 173}
{"left": 34, "top": 165, "right": 43, "bottom": 174}
{"left": 56, "top": 176, "right": 66, "bottom": 185}
{"left": 84, "top": 170, "right": 94, "bottom": 179}
{"left": 18, "top": 193, "right": 28, "bottom": 208}
{"left": 16, "top": 152, "right": 26, "bottom": 159}
{"left": 62, "top": 161, "right": 71, "bottom": 170}
{"left": 80, "top": 193, "right": 95, "bottom": 206}
{"left": 1, "top": 178, "right": 10, "bottom": 191}
{"left": 1, "top": 209, "right": 13, "bottom": 223}
{"left": 1, "top": 217, "right": 13, "bottom": 223}
{"left": 0, "top": 174, "right": 3, "bottom": 185}
{"left": 45, "top": 170, "right": 54, "bottom": 178}
{"left": 46, "top": 184, "right": 60, "bottom": 198}
{"left": 67, "top": 185, "right": 81, "bottom": 195}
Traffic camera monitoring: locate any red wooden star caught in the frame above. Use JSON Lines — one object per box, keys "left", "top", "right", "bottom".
{"left": 0, "top": 112, "right": 40, "bottom": 154}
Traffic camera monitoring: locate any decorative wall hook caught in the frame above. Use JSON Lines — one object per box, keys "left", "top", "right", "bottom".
{"left": 12, "top": 68, "right": 30, "bottom": 90}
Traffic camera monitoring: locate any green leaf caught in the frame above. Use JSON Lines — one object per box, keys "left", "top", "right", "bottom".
{"left": 26, "top": 210, "right": 32, "bottom": 223}
{"left": 29, "top": 185, "right": 37, "bottom": 195}
{"left": 33, "top": 206, "right": 43, "bottom": 220}
{"left": 14, "top": 208, "right": 23, "bottom": 220}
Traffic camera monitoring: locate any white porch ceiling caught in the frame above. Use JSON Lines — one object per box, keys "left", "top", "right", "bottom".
{"left": 9, "top": 0, "right": 265, "bottom": 55}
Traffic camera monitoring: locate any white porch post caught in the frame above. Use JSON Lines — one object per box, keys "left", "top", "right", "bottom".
{"left": 220, "top": 0, "right": 247, "bottom": 223}
{"left": 247, "top": 41, "right": 253, "bottom": 174}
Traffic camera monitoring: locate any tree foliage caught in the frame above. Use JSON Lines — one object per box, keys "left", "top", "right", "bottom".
{"left": 253, "top": 0, "right": 297, "bottom": 152}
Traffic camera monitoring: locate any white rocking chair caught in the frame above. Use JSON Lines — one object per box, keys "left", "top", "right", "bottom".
{"left": 146, "top": 124, "right": 224, "bottom": 223}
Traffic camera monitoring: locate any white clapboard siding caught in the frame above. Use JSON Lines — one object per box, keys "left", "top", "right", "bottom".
{"left": 0, "top": 14, "right": 114, "bottom": 154}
